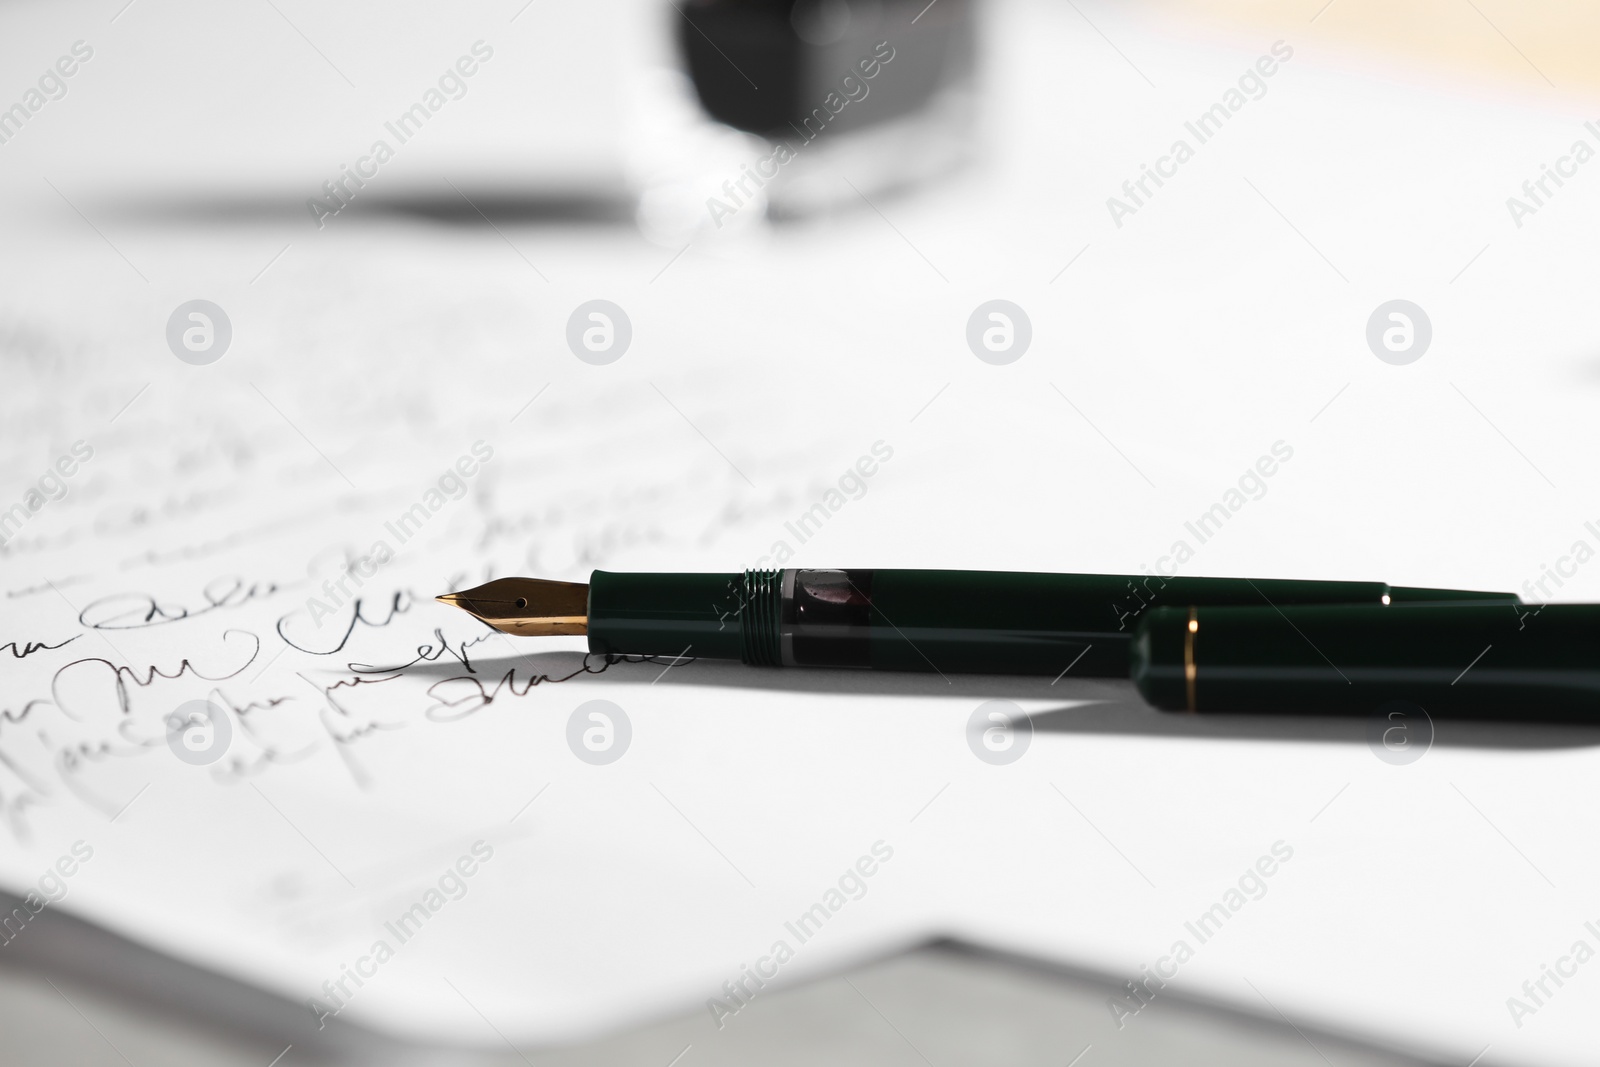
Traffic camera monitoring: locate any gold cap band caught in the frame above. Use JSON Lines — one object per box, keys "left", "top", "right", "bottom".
{"left": 1184, "top": 608, "right": 1198, "bottom": 713}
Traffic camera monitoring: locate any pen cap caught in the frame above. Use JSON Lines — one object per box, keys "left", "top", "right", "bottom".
{"left": 1131, "top": 601, "right": 1600, "bottom": 721}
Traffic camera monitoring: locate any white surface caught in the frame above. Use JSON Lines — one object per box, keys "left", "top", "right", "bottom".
{"left": 2, "top": 0, "right": 1599, "bottom": 1063}
{"left": 0, "top": 0, "right": 655, "bottom": 202}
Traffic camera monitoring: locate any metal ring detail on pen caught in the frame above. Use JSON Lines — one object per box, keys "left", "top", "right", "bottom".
{"left": 1184, "top": 608, "right": 1198, "bottom": 712}
{"left": 740, "top": 569, "right": 783, "bottom": 666}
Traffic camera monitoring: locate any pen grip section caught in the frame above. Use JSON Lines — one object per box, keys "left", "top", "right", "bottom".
{"left": 586, "top": 570, "right": 746, "bottom": 661}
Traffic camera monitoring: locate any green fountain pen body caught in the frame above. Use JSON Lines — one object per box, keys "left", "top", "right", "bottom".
{"left": 1132, "top": 601, "right": 1599, "bottom": 720}
{"left": 438, "top": 569, "right": 1516, "bottom": 678}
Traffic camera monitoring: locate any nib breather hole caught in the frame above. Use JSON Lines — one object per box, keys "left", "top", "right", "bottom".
{"left": 516, "top": 598, "right": 528, "bottom": 609}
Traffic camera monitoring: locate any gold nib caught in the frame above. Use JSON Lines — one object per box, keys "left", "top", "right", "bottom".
{"left": 436, "top": 577, "right": 588, "bottom": 636}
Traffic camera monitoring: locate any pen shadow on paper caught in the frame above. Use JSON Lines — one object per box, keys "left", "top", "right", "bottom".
{"left": 422, "top": 652, "right": 1600, "bottom": 750}
{"left": 92, "top": 190, "right": 635, "bottom": 227}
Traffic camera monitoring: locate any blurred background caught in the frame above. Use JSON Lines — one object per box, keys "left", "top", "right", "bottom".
{"left": 4, "top": 0, "right": 1600, "bottom": 1064}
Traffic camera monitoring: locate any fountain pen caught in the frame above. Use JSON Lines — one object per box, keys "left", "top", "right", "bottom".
{"left": 437, "top": 569, "right": 1516, "bottom": 678}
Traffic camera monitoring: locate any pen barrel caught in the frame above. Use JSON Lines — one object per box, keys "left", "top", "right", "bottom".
{"left": 1132, "top": 602, "right": 1600, "bottom": 720}
{"left": 587, "top": 569, "right": 1511, "bottom": 677}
